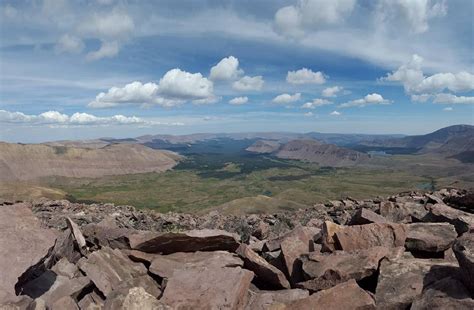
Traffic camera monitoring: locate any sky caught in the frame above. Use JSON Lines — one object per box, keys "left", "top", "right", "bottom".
{"left": 0, "top": 0, "right": 473, "bottom": 143}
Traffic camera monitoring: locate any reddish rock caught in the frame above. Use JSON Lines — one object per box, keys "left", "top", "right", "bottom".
{"left": 51, "top": 258, "right": 81, "bottom": 279}
{"left": 276, "top": 279, "right": 375, "bottom": 309}
{"left": 160, "top": 266, "right": 254, "bottom": 309}
{"left": 452, "top": 232, "right": 474, "bottom": 294}
{"left": 321, "top": 221, "right": 342, "bottom": 252}
{"left": 263, "top": 227, "right": 320, "bottom": 252}
{"left": 349, "top": 208, "right": 388, "bottom": 225}
{"left": 379, "top": 201, "right": 428, "bottom": 223}
{"left": 299, "top": 246, "right": 402, "bottom": 292}
{"left": 129, "top": 229, "right": 241, "bottom": 254}
{"left": 149, "top": 250, "right": 243, "bottom": 279}
{"left": 236, "top": 244, "right": 290, "bottom": 289}
{"left": 424, "top": 203, "right": 474, "bottom": 234}
{"left": 334, "top": 223, "right": 407, "bottom": 251}
{"left": 0, "top": 290, "right": 35, "bottom": 309}
{"left": 77, "top": 290, "right": 105, "bottom": 310}
{"left": 104, "top": 287, "right": 170, "bottom": 310}
{"left": 411, "top": 277, "right": 474, "bottom": 310}
{"left": 20, "top": 270, "right": 90, "bottom": 308}
{"left": 376, "top": 258, "right": 458, "bottom": 309}
{"left": 280, "top": 226, "right": 319, "bottom": 284}
{"left": 77, "top": 247, "right": 159, "bottom": 298}
{"left": 82, "top": 217, "right": 134, "bottom": 250}
{"left": 405, "top": 223, "right": 457, "bottom": 253}
{"left": 65, "top": 217, "right": 87, "bottom": 255}
{"left": 0, "top": 203, "right": 58, "bottom": 297}
{"left": 50, "top": 296, "right": 79, "bottom": 310}
{"left": 246, "top": 289, "right": 309, "bottom": 310}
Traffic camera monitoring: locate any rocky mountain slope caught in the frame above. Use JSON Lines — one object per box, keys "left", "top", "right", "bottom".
{"left": 245, "top": 140, "right": 281, "bottom": 154}
{"left": 362, "top": 124, "right": 474, "bottom": 157}
{"left": 0, "top": 142, "right": 180, "bottom": 181}
{"left": 1, "top": 188, "right": 473, "bottom": 309}
{"left": 247, "top": 139, "right": 370, "bottom": 166}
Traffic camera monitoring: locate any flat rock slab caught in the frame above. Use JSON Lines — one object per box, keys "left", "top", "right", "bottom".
{"left": 349, "top": 208, "right": 388, "bottom": 225}
{"left": 82, "top": 218, "right": 133, "bottom": 249}
{"left": 300, "top": 246, "right": 403, "bottom": 292}
{"left": 380, "top": 201, "right": 428, "bottom": 223}
{"left": 237, "top": 244, "right": 290, "bottom": 289}
{"left": 411, "top": 277, "right": 474, "bottom": 310}
{"left": 424, "top": 203, "right": 474, "bottom": 234}
{"left": 376, "top": 258, "right": 459, "bottom": 309}
{"left": 246, "top": 289, "right": 309, "bottom": 310}
{"left": 129, "top": 229, "right": 241, "bottom": 254}
{"left": 453, "top": 232, "right": 474, "bottom": 294}
{"left": 0, "top": 203, "right": 58, "bottom": 297}
{"left": 149, "top": 250, "right": 243, "bottom": 278}
{"left": 104, "top": 287, "right": 171, "bottom": 310}
{"left": 21, "top": 271, "right": 90, "bottom": 308}
{"left": 405, "top": 223, "right": 457, "bottom": 253}
{"left": 77, "top": 247, "right": 159, "bottom": 298}
{"left": 277, "top": 279, "right": 375, "bottom": 309}
{"left": 334, "top": 223, "right": 406, "bottom": 251}
{"left": 160, "top": 266, "right": 254, "bottom": 309}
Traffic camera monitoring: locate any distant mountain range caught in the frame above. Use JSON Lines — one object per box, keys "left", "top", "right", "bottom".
{"left": 0, "top": 143, "right": 180, "bottom": 181}
{"left": 0, "top": 125, "right": 471, "bottom": 182}
{"left": 131, "top": 132, "right": 403, "bottom": 146}
{"left": 359, "top": 125, "right": 474, "bottom": 162}
{"left": 247, "top": 139, "right": 370, "bottom": 167}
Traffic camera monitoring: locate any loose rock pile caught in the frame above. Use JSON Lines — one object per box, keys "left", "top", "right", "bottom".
{"left": 0, "top": 188, "right": 473, "bottom": 309}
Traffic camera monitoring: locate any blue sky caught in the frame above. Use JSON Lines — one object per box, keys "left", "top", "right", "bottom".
{"left": 0, "top": 0, "right": 473, "bottom": 142}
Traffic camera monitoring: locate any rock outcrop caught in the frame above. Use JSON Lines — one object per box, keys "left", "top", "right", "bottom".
{"left": 0, "top": 188, "right": 473, "bottom": 309}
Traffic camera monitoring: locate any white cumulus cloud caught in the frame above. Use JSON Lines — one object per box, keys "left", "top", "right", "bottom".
{"left": 0, "top": 110, "right": 169, "bottom": 126}
{"left": 433, "top": 93, "right": 474, "bottom": 105}
{"left": 229, "top": 96, "right": 249, "bottom": 105}
{"left": 383, "top": 54, "right": 474, "bottom": 94}
{"left": 287, "top": 68, "right": 326, "bottom": 84}
{"left": 330, "top": 110, "right": 341, "bottom": 116}
{"left": 89, "top": 68, "right": 215, "bottom": 108}
{"left": 272, "top": 93, "right": 301, "bottom": 104}
{"left": 301, "top": 98, "right": 332, "bottom": 109}
{"left": 322, "top": 86, "right": 343, "bottom": 97}
{"left": 443, "top": 107, "right": 453, "bottom": 111}
{"left": 232, "top": 75, "right": 264, "bottom": 91}
{"left": 339, "top": 93, "right": 391, "bottom": 108}
{"left": 209, "top": 56, "right": 243, "bottom": 81}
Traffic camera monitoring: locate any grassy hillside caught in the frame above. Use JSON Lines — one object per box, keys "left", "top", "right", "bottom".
{"left": 1, "top": 136, "right": 472, "bottom": 214}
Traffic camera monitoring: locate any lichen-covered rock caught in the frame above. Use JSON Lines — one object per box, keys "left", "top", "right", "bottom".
{"left": 376, "top": 258, "right": 458, "bottom": 309}
{"left": 453, "top": 232, "right": 474, "bottom": 295}
{"left": 411, "top": 277, "right": 474, "bottom": 310}
{"left": 334, "top": 223, "right": 407, "bottom": 251}
{"left": 0, "top": 203, "right": 58, "bottom": 297}
{"left": 299, "top": 246, "right": 403, "bottom": 292}
{"left": 405, "top": 223, "right": 457, "bottom": 253}
{"left": 275, "top": 279, "right": 375, "bottom": 309}
{"left": 160, "top": 267, "right": 254, "bottom": 309}
{"left": 236, "top": 244, "right": 290, "bottom": 289}
{"left": 149, "top": 250, "right": 243, "bottom": 278}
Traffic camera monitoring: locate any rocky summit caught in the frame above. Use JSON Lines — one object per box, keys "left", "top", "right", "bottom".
{"left": 0, "top": 188, "right": 473, "bottom": 309}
